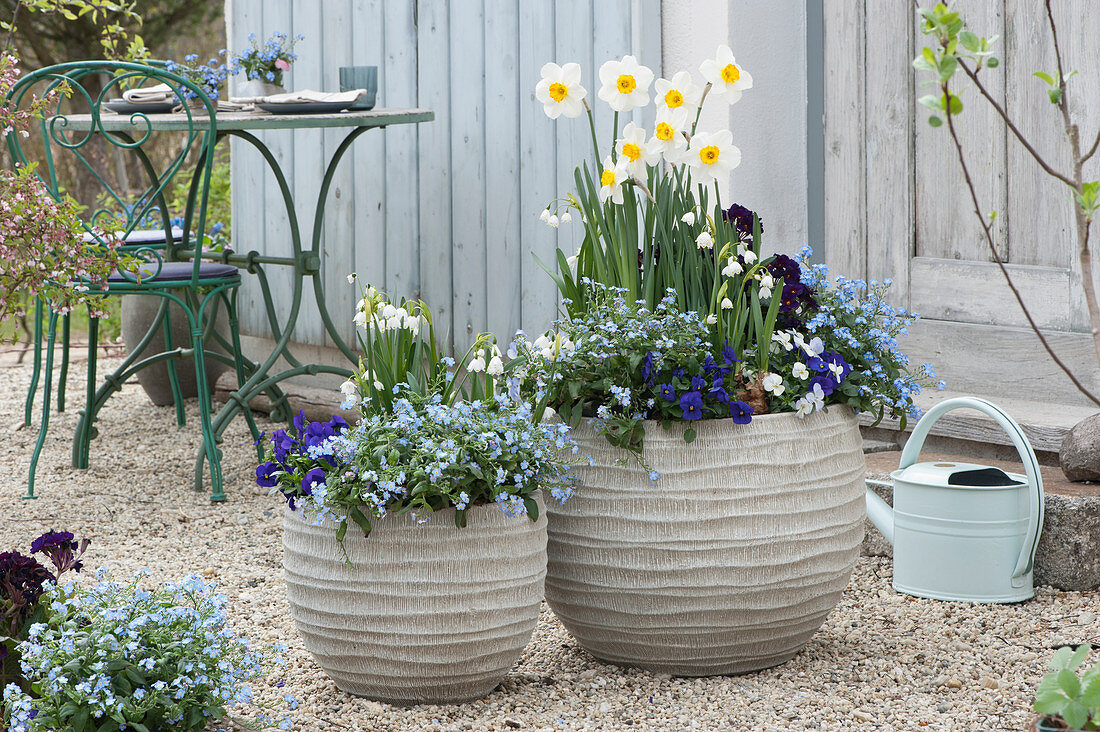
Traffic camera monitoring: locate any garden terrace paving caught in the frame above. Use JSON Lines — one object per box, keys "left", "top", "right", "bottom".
{"left": 3, "top": 355, "right": 1098, "bottom": 730}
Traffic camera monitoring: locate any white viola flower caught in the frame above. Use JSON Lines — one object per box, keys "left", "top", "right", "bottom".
{"left": 598, "top": 155, "right": 631, "bottom": 204}
{"left": 654, "top": 70, "right": 702, "bottom": 111}
{"left": 560, "top": 211, "right": 573, "bottom": 224}
{"left": 720, "top": 297, "right": 733, "bottom": 310}
{"left": 804, "top": 336, "right": 825, "bottom": 357}
{"left": 700, "top": 45, "right": 754, "bottom": 105}
{"left": 705, "top": 314, "right": 718, "bottom": 325}
{"left": 616, "top": 121, "right": 661, "bottom": 177}
{"left": 808, "top": 382, "right": 826, "bottom": 409}
{"left": 687, "top": 129, "right": 741, "bottom": 185}
{"left": 649, "top": 106, "right": 691, "bottom": 164}
{"left": 696, "top": 231, "right": 714, "bottom": 249}
{"left": 547, "top": 214, "right": 560, "bottom": 228}
{"left": 486, "top": 355, "right": 504, "bottom": 376}
{"left": 721, "top": 258, "right": 743, "bottom": 277}
{"left": 795, "top": 396, "right": 813, "bottom": 418}
{"left": 535, "top": 62, "right": 587, "bottom": 119}
{"left": 468, "top": 354, "right": 486, "bottom": 373}
{"left": 791, "top": 331, "right": 806, "bottom": 350}
{"left": 597, "top": 54, "right": 653, "bottom": 112}
{"left": 829, "top": 362, "right": 845, "bottom": 380}
{"left": 792, "top": 362, "right": 810, "bottom": 380}
{"left": 539, "top": 208, "right": 552, "bottom": 223}
{"left": 761, "top": 372, "right": 785, "bottom": 396}
{"left": 680, "top": 211, "right": 695, "bottom": 226}
{"left": 772, "top": 331, "right": 792, "bottom": 350}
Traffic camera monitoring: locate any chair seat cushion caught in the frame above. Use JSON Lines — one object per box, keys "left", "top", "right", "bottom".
{"left": 109, "top": 261, "right": 239, "bottom": 282}
{"left": 84, "top": 228, "right": 183, "bottom": 245}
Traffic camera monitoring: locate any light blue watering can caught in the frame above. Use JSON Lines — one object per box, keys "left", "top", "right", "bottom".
{"left": 865, "top": 397, "right": 1044, "bottom": 603}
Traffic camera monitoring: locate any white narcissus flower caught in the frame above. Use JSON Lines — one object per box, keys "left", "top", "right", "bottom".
{"left": 700, "top": 45, "right": 754, "bottom": 105}
{"left": 696, "top": 231, "right": 714, "bottom": 249}
{"left": 598, "top": 155, "right": 630, "bottom": 204}
{"left": 597, "top": 54, "right": 653, "bottom": 112}
{"left": 680, "top": 211, "right": 695, "bottom": 226}
{"left": 468, "top": 354, "right": 486, "bottom": 373}
{"left": 486, "top": 355, "right": 504, "bottom": 376}
{"left": 687, "top": 129, "right": 741, "bottom": 184}
{"left": 720, "top": 297, "right": 733, "bottom": 310}
{"left": 616, "top": 122, "right": 661, "bottom": 177}
{"left": 650, "top": 107, "right": 690, "bottom": 164}
{"left": 654, "top": 71, "right": 702, "bottom": 111}
{"left": 761, "top": 372, "right": 785, "bottom": 396}
{"left": 721, "top": 258, "right": 742, "bottom": 277}
{"left": 535, "top": 62, "right": 587, "bottom": 119}
{"left": 792, "top": 362, "right": 810, "bottom": 380}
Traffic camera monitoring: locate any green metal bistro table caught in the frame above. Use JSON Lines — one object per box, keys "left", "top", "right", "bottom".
{"left": 62, "top": 106, "right": 434, "bottom": 500}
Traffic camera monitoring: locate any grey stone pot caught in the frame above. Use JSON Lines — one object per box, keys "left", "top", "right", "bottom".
{"left": 120, "top": 295, "right": 230, "bottom": 406}
{"left": 545, "top": 408, "right": 866, "bottom": 677}
{"left": 282, "top": 493, "right": 547, "bottom": 705}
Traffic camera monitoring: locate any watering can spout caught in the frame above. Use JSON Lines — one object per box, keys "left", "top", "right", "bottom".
{"left": 864, "top": 486, "right": 894, "bottom": 545}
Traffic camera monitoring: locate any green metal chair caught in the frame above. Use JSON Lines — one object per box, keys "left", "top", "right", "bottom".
{"left": 8, "top": 60, "right": 258, "bottom": 501}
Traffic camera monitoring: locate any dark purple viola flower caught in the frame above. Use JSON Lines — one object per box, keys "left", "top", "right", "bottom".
{"left": 641, "top": 352, "right": 655, "bottom": 383}
{"left": 710, "top": 384, "right": 730, "bottom": 404}
{"left": 30, "top": 531, "right": 88, "bottom": 578}
{"left": 729, "top": 400, "right": 754, "bottom": 425}
{"left": 807, "top": 356, "right": 828, "bottom": 373}
{"left": 293, "top": 409, "right": 308, "bottom": 436}
{"left": 822, "top": 351, "right": 852, "bottom": 381}
{"left": 701, "top": 354, "right": 717, "bottom": 374}
{"left": 690, "top": 374, "right": 707, "bottom": 391}
{"left": 659, "top": 383, "right": 676, "bottom": 402}
{"left": 256, "top": 462, "right": 281, "bottom": 488}
{"left": 721, "top": 203, "right": 761, "bottom": 240}
{"left": 303, "top": 421, "right": 336, "bottom": 448}
{"left": 722, "top": 344, "right": 739, "bottom": 366}
{"left": 252, "top": 430, "right": 267, "bottom": 447}
{"left": 328, "top": 415, "right": 349, "bottom": 433}
{"left": 810, "top": 375, "right": 836, "bottom": 396}
{"left": 766, "top": 253, "right": 800, "bottom": 285}
{"left": 0, "top": 551, "right": 52, "bottom": 632}
{"left": 301, "top": 467, "right": 326, "bottom": 496}
{"left": 779, "top": 282, "right": 806, "bottom": 313}
{"left": 679, "top": 391, "right": 704, "bottom": 421}
{"left": 280, "top": 490, "right": 297, "bottom": 512}
{"left": 272, "top": 429, "right": 299, "bottom": 464}
{"left": 672, "top": 368, "right": 685, "bottom": 379}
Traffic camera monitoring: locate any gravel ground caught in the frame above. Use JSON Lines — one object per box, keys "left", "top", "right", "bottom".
{"left": 2, "top": 355, "right": 1098, "bottom": 731}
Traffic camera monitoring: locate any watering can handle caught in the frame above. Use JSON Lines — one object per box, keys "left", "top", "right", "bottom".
{"left": 898, "top": 397, "right": 1044, "bottom": 582}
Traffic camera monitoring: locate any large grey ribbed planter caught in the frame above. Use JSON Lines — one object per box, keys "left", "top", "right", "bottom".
{"left": 545, "top": 408, "right": 866, "bottom": 676}
{"left": 283, "top": 493, "right": 547, "bottom": 704}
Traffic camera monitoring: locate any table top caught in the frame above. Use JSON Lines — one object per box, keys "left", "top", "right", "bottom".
{"left": 55, "top": 106, "right": 434, "bottom": 132}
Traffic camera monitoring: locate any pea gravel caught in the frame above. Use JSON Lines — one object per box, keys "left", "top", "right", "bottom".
{"left": 2, "top": 355, "right": 1097, "bottom": 732}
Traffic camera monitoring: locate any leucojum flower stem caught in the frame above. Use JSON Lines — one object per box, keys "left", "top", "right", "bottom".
{"left": 916, "top": 2, "right": 1100, "bottom": 407}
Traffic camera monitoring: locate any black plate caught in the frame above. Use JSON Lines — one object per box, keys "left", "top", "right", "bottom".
{"left": 255, "top": 101, "right": 354, "bottom": 115}
{"left": 104, "top": 98, "right": 176, "bottom": 115}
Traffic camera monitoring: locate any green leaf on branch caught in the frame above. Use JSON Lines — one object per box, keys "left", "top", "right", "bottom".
{"left": 959, "top": 30, "right": 979, "bottom": 52}
{"left": 928, "top": 114, "right": 943, "bottom": 127}
{"left": 986, "top": 56, "right": 999, "bottom": 68}
{"left": 1049, "top": 87, "right": 1064, "bottom": 104}
{"left": 1034, "top": 71, "right": 1055, "bottom": 86}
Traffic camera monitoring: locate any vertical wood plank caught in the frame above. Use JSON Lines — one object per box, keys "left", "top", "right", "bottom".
{"left": 864, "top": 0, "right": 912, "bottom": 307}
{"left": 632, "top": 0, "right": 662, "bottom": 133}
{"left": 518, "top": 0, "right": 560, "bottom": 338}
{"left": 417, "top": 0, "right": 454, "bottom": 350}
{"left": 484, "top": 0, "right": 522, "bottom": 342}
{"left": 913, "top": 2, "right": 1007, "bottom": 263}
{"left": 350, "top": 0, "right": 385, "bottom": 311}
{"left": 291, "top": 1, "right": 325, "bottom": 345}
{"left": 320, "top": 0, "right": 355, "bottom": 348}
{"left": 261, "top": 0, "right": 295, "bottom": 341}
{"left": 554, "top": 0, "right": 594, "bottom": 263}
{"left": 383, "top": 1, "right": 420, "bottom": 303}
{"left": 448, "top": 0, "right": 487, "bottom": 352}
{"left": 822, "top": 0, "right": 865, "bottom": 280}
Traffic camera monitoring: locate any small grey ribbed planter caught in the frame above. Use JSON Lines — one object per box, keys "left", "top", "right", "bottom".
{"left": 283, "top": 493, "right": 547, "bottom": 704}
{"left": 545, "top": 408, "right": 866, "bottom": 677}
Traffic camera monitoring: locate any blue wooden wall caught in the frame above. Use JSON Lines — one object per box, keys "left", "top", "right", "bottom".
{"left": 227, "top": 0, "right": 662, "bottom": 352}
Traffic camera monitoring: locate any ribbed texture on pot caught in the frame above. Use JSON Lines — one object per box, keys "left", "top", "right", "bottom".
{"left": 283, "top": 493, "right": 547, "bottom": 704}
{"left": 545, "top": 408, "right": 866, "bottom": 676}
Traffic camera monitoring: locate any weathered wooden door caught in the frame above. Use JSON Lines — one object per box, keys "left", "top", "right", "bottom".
{"left": 226, "top": 0, "right": 660, "bottom": 355}
{"left": 823, "top": 0, "right": 1100, "bottom": 406}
